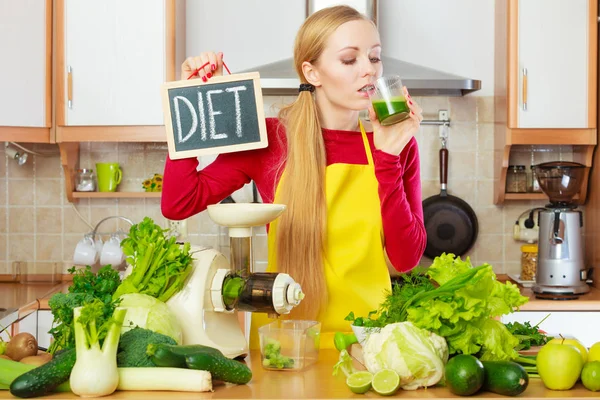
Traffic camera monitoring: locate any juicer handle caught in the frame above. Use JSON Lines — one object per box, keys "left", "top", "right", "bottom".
{"left": 551, "top": 211, "right": 564, "bottom": 245}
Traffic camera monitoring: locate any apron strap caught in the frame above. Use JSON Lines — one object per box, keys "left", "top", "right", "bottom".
{"left": 359, "top": 120, "right": 374, "bottom": 166}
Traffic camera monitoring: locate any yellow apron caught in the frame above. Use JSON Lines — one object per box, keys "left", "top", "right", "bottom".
{"left": 250, "top": 121, "right": 392, "bottom": 349}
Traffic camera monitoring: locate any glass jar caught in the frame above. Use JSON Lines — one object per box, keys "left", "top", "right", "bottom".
{"left": 520, "top": 244, "right": 538, "bottom": 281}
{"left": 76, "top": 169, "right": 96, "bottom": 192}
{"left": 506, "top": 165, "right": 527, "bottom": 193}
{"left": 530, "top": 165, "right": 542, "bottom": 193}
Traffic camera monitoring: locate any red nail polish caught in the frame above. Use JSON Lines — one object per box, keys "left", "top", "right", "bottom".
{"left": 207, "top": 72, "right": 212, "bottom": 78}
{"left": 202, "top": 76, "right": 207, "bottom": 82}
{"left": 409, "top": 100, "right": 413, "bottom": 105}
{"left": 411, "top": 111, "right": 415, "bottom": 115}
{"left": 211, "top": 64, "right": 216, "bottom": 71}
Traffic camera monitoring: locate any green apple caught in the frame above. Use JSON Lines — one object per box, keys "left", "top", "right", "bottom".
{"left": 537, "top": 342, "right": 584, "bottom": 390}
{"left": 581, "top": 361, "right": 600, "bottom": 392}
{"left": 589, "top": 342, "right": 600, "bottom": 363}
{"left": 548, "top": 337, "right": 588, "bottom": 364}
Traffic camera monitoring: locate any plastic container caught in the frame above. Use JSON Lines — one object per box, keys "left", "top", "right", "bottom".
{"left": 521, "top": 244, "right": 538, "bottom": 281}
{"left": 258, "top": 320, "right": 321, "bottom": 371}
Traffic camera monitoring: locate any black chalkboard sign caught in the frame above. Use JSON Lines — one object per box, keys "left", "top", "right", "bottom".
{"left": 161, "top": 72, "right": 268, "bottom": 159}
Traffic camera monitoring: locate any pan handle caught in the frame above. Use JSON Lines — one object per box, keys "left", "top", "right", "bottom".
{"left": 440, "top": 148, "right": 448, "bottom": 193}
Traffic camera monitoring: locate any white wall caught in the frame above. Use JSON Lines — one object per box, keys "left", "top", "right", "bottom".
{"left": 185, "top": 0, "right": 495, "bottom": 96}
{"left": 379, "top": 0, "right": 495, "bottom": 96}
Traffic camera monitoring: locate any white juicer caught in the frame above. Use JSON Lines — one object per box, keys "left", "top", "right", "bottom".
{"left": 166, "top": 203, "right": 304, "bottom": 359}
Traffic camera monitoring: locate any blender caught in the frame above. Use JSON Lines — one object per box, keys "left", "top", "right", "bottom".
{"left": 532, "top": 161, "right": 590, "bottom": 298}
{"left": 166, "top": 203, "right": 304, "bottom": 358}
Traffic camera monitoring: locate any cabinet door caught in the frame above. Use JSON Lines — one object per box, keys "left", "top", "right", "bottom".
{"left": 517, "top": 0, "right": 589, "bottom": 128}
{"left": 0, "top": 0, "right": 49, "bottom": 127}
{"left": 64, "top": 0, "right": 165, "bottom": 126}
{"left": 501, "top": 311, "right": 600, "bottom": 348}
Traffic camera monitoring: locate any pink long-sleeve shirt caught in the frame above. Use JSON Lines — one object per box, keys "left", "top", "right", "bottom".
{"left": 161, "top": 118, "right": 426, "bottom": 272}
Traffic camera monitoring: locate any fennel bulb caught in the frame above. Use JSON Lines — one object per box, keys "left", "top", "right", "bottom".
{"left": 70, "top": 301, "right": 127, "bottom": 397}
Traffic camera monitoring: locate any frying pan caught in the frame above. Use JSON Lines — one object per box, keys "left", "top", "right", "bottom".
{"left": 422, "top": 140, "right": 478, "bottom": 259}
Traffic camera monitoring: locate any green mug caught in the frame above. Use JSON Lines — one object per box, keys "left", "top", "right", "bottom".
{"left": 96, "top": 163, "right": 122, "bottom": 192}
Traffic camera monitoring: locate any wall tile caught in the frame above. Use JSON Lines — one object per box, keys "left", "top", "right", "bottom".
{"left": 0, "top": 179, "right": 5, "bottom": 205}
{"left": 35, "top": 155, "right": 62, "bottom": 178}
{"left": 0, "top": 208, "right": 6, "bottom": 233}
{"left": 9, "top": 207, "right": 34, "bottom": 234}
{"left": 7, "top": 159, "right": 33, "bottom": 179}
{"left": 477, "top": 96, "right": 495, "bottom": 123}
{"left": 0, "top": 157, "right": 6, "bottom": 177}
{"left": 449, "top": 96, "right": 477, "bottom": 122}
{"left": 8, "top": 234, "right": 35, "bottom": 262}
{"left": 475, "top": 206, "right": 504, "bottom": 234}
{"left": 63, "top": 205, "right": 93, "bottom": 234}
{"left": 8, "top": 180, "right": 34, "bottom": 205}
{"left": 36, "top": 208, "right": 63, "bottom": 234}
{"left": 36, "top": 235, "right": 63, "bottom": 261}
{"left": 477, "top": 123, "right": 495, "bottom": 152}
{"left": 0, "top": 234, "right": 6, "bottom": 263}
{"left": 477, "top": 151, "right": 495, "bottom": 180}
{"left": 36, "top": 179, "right": 62, "bottom": 206}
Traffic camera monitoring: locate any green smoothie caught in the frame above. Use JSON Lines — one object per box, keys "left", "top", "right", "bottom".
{"left": 372, "top": 96, "right": 410, "bottom": 126}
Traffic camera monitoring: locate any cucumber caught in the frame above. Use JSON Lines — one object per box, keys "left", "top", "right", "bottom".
{"left": 10, "top": 348, "right": 76, "bottom": 398}
{"left": 147, "top": 343, "right": 252, "bottom": 385}
{"left": 185, "top": 351, "right": 252, "bottom": 385}
{"left": 481, "top": 360, "right": 529, "bottom": 396}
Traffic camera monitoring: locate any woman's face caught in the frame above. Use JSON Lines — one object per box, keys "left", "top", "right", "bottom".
{"left": 310, "top": 19, "right": 383, "bottom": 112}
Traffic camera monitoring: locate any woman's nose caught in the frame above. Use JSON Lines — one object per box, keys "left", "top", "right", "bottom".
{"left": 361, "top": 58, "right": 377, "bottom": 77}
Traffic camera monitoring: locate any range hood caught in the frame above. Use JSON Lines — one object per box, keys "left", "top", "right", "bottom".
{"left": 241, "top": 0, "right": 481, "bottom": 97}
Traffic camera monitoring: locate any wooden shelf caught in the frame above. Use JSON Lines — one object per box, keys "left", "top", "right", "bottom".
{"left": 508, "top": 128, "right": 597, "bottom": 146}
{"left": 504, "top": 193, "right": 581, "bottom": 201}
{"left": 72, "top": 192, "right": 161, "bottom": 199}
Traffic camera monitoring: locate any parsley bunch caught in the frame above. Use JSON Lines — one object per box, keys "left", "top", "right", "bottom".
{"left": 48, "top": 265, "right": 121, "bottom": 354}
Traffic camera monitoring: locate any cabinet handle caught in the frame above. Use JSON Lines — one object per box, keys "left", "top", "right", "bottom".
{"left": 67, "top": 66, "right": 73, "bottom": 109}
{"left": 522, "top": 68, "right": 528, "bottom": 111}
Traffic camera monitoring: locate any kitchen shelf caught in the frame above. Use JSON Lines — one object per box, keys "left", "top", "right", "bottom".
{"left": 72, "top": 192, "right": 161, "bottom": 199}
{"left": 503, "top": 193, "right": 581, "bottom": 201}
{"left": 59, "top": 143, "right": 163, "bottom": 202}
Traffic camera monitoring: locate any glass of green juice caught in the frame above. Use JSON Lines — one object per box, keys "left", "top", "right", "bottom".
{"left": 370, "top": 75, "right": 410, "bottom": 126}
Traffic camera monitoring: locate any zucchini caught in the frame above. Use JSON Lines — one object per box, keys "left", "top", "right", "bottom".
{"left": 10, "top": 348, "right": 76, "bottom": 398}
{"left": 481, "top": 360, "right": 529, "bottom": 396}
{"left": 147, "top": 344, "right": 252, "bottom": 385}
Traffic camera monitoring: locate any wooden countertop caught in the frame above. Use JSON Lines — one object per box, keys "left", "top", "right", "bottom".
{"left": 0, "top": 350, "right": 597, "bottom": 399}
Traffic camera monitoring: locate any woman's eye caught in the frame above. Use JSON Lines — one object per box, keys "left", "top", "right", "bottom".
{"left": 370, "top": 57, "right": 381, "bottom": 63}
{"left": 341, "top": 59, "right": 356, "bottom": 65}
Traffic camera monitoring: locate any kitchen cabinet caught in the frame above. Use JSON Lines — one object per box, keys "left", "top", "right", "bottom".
{"left": 494, "top": 0, "right": 597, "bottom": 203}
{"left": 501, "top": 311, "right": 600, "bottom": 348}
{"left": 0, "top": 0, "right": 52, "bottom": 143}
{"left": 55, "top": 0, "right": 175, "bottom": 141}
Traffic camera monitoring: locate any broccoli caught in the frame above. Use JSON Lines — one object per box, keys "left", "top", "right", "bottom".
{"left": 116, "top": 327, "right": 177, "bottom": 367}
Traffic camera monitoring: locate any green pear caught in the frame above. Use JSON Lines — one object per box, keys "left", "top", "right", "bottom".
{"left": 537, "top": 342, "right": 584, "bottom": 390}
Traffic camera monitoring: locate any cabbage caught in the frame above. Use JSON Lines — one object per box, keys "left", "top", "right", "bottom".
{"left": 118, "top": 293, "right": 183, "bottom": 344}
{"left": 362, "top": 322, "right": 448, "bottom": 390}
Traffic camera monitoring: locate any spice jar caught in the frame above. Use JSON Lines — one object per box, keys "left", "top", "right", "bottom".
{"left": 506, "top": 165, "right": 527, "bottom": 193}
{"left": 520, "top": 244, "right": 538, "bottom": 281}
{"left": 75, "top": 169, "right": 96, "bottom": 192}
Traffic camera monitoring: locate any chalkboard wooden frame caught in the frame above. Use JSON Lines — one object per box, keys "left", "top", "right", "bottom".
{"left": 161, "top": 72, "right": 268, "bottom": 159}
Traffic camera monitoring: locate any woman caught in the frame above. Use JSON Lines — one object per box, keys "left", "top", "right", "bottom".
{"left": 161, "top": 5, "right": 426, "bottom": 347}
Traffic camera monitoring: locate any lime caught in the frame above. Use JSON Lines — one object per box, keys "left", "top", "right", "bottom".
{"left": 346, "top": 371, "right": 373, "bottom": 394}
{"left": 445, "top": 354, "right": 485, "bottom": 396}
{"left": 372, "top": 369, "right": 400, "bottom": 396}
{"left": 589, "top": 342, "right": 600, "bottom": 363}
{"left": 581, "top": 361, "right": 600, "bottom": 392}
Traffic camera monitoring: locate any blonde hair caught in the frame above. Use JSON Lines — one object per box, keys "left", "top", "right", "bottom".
{"left": 275, "top": 6, "right": 370, "bottom": 320}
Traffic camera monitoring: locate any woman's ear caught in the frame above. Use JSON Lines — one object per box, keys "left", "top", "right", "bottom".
{"left": 301, "top": 61, "right": 321, "bottom": 87}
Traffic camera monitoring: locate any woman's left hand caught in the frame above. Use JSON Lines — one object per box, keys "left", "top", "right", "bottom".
{"left": 368, "top": 86, "right": 423, "bottom": 156}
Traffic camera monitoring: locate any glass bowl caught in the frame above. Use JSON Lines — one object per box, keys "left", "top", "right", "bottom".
{"left": 258, "top": 320, "right": 321, "bottom": 371}
{"left": 533, "top": 161, "right": 586, "bottom": 205}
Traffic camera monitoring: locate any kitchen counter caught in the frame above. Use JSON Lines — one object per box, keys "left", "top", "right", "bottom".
{"left": 503, "top": 278, "right": 600, "bottom": 311}
{"left": 0, "top": 350, "right": 597, "bottom": 399}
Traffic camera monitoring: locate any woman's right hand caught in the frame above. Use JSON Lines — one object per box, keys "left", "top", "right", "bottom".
{"left": 181, "top": 52, "right": 224, "bottom": 81}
